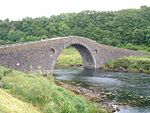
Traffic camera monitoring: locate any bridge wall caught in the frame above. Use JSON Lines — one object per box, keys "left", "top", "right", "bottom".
{"left": 0, "top": 36, "right": 147, "bottom": 73}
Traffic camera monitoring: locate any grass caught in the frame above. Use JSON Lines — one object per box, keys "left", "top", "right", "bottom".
{"left": 0, "top": 89, "right": 40, "bottom": 113}
{"left": 0, "top": 66, "right": 108, "bottom": 113}
{"left": 56, "top": 47, "right": 150, "bottom": 74}
{"left": 56, "top": 47, "right": 82, "bottom": 67}
{"left": 102, "top": 56, "right": 150, "bottom": 74}
{"left": 0, "top": 47, "right": 148, "bottom": 113}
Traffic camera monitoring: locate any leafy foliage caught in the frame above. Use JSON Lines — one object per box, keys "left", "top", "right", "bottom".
{"left": 126, "top": 43, "right": 138, "bottom": 51}
{"left": 0, "top": 6, "right": 150, "bottom": 51}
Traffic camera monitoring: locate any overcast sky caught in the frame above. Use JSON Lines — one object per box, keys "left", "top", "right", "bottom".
{"left": 0, "top": 0, "right": 150, "bottom": 20}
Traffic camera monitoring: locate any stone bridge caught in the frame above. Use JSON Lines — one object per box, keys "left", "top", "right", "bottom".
{"left": 0, "top": 36, "right": 147, "bottom": 73}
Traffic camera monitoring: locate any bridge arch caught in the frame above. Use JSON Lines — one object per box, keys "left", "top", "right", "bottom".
{"left": 0, "top": 36, "right": 146, "bottom": 74}
{"left": 51, "top": 43, "right": 96, "bottom": 70}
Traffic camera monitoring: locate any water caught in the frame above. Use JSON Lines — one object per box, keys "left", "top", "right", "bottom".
{"left": 54, "top": 67, "right": 150, "bottom": 113}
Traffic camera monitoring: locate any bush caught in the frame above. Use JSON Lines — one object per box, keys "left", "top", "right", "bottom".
{"left": 0, "top": 40, "right": 5, "bottom": 45}
{"left": 0, "top": 71, "right": 4, "bottom": 80}
{"left": 0, "top": 68, "right": 12, "bottom": 80}
{"left": 126, "top": 43, "right": 138, "bottom": 51}
{"left": 147, "top": 47, "right": 150, "bottom": 52}
{"left": 113, "top": 58, "right": 131, "bottom": 69}
{"left": 135, "top": 59, "right": 150, "bottom": 73}
{"left": 101, "top": 38, "right": 121, "bottom": 46}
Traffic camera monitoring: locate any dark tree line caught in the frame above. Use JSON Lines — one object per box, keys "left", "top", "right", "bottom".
{"left": 0, "top": 6, "right": 150, "bottom": 50}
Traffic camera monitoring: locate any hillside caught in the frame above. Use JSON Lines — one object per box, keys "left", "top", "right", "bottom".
{"left": 0, "top": 66, "right": 108, "bottom": 113}
{"left": 0, "top": 89, "right": 40, "bottom": 113}
{"left": 0, "top": 6, "right": 150, "bottom": 51}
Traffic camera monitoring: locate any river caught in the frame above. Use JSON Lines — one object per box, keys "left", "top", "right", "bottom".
{"left": 54, "top": 67, "right": 150, "bottom": 113}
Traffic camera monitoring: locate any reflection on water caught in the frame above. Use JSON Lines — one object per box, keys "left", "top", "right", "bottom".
{"left": 54, "top": 68, "right": 150, "bottom": 113}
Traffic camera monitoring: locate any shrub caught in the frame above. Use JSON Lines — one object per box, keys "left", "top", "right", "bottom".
{"left": 0, "top": 71, "right": 4, "bottom": 80}
{"left": 0, "top": 68, "right": 12, "bottom": 80}
{"left": 126, "top": 43, "right": 138, "bottom": 51}
{"left": 113, "top": 58, "right": 131, "bottom": 69}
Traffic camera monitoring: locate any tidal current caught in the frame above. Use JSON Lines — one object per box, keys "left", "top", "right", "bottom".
{"left": 54, "top": 67, "right": 150, "bottom": 113}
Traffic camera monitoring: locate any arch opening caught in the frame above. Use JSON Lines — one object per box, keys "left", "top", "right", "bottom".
{"left": 72, "top": 44, "right": 95, "bottom": 69}
{"left": 54, "top": 44, "right": 96, "bottom": 70}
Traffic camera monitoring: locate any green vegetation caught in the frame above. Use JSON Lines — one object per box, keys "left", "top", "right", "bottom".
{"left": 0, "top": 6, "right": 150, "bottom": 52}
{"left": 0, "top": 66, "right": 108, "bottom": 113}
{"left": 56, "top": 48, "right": 150, "bottom": 74}
{"left": 0, "top": 6, "right": 149, "bottom": 112}
{"left": 0, "top": 89, "right": 40, "bottom": 113}
{"left": 119, "top": 44, "right": 150, "bottom": 52}
{"left": 56, "top": 47, "right": 82, "bottom": 67}
{"left": 102, "top": 56, "right": 150, "bottom": 74}
{"left": 116, "top": 91, "right": 150, "bottom": 106}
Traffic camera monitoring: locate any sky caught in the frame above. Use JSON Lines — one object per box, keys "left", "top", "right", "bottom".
{"left": 0, "top": 0, "right": 150, "bottom": 20}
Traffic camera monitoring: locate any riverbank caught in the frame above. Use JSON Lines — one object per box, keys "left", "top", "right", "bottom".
{"left": 54, "top": 74, "right": 150, "bottom": 106}
{"left": 56, "top": 47, "right": 150, "bottom": 74}
{"left": 54, "top": 68, "right": 150, "bottom": 113}
{"left": 55, "top": 80, "right": 120, "bottom": 112}
{"left": 102, "top": 56, "right": 150, "bottom": 74}
{"left": 0, "top": 66, "right": 109, "bottom": 113}
{"left": 56, "top": 47, "right": 82, "bottom": 67}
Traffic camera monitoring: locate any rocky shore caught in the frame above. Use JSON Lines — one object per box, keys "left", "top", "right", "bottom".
{"left": 55, "top": 80, "right": 120, "bottom": 113}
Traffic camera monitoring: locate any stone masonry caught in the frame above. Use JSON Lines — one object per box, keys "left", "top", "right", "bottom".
{"left": 0, "top": 36, "right": 148, "bottom": 74}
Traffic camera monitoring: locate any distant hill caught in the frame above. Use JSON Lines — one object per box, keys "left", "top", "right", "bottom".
{"left": 0, "top": 6, "right": 150, "bottom": 51}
